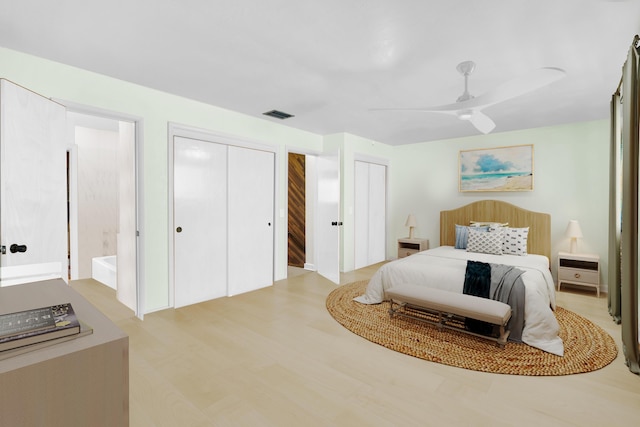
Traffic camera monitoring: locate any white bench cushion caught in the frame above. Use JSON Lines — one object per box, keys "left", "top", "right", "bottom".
{"left": 386, "top": 284, "right": 511, "bottom": 326}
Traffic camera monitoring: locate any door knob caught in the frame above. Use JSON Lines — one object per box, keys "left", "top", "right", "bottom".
{"left": 176, "top": 226, "right": 183, "bottom": 233}
{"left": 10, "top": 244, "right": 27, "bottom": 253}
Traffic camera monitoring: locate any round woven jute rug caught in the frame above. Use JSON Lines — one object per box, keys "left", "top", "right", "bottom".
{"left": 327, "top": 280, "right": 618, "bottom": 376}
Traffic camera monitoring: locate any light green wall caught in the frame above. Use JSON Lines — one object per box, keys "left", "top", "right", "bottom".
{"left": 0, "top": 47, "right": 324, "bottom": 312}
{"left": 390, "top": 120, "right": 610, "bottom": 287}
{"left": 0, "top": 46, "right": 611, "bottom": 306}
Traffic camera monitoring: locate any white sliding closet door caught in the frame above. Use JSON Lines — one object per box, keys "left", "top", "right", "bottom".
{"left": 173, "top": 136, "right": 228, "bottom": 307}
{"left": 228, "top": 146, "right": 275, "bottom": 295}
{"left": 354, "top": 162, "right": 370, "bottom": 270}
{"left": 354, "top": 161, "right": 386, "bottom": 270}
{"left": 368, "top": 163, "right": 387, "bottom": 264}
{"left": 0, "top": 79, "right": 67, "bottom": 286}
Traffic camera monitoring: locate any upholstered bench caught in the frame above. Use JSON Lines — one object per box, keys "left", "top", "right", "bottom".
{"left": 386, "top": 284, "right": 512, "bottom": 347}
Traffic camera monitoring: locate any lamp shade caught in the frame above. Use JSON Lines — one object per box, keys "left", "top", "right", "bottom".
{"left": 565, "top": 220, "right": 583, "bottom": 253}
{"left": 565, "top": 220, "right": 583, "bottom": 238}
{"left": 405, "top": 214, "right": 417, "bottom": 228}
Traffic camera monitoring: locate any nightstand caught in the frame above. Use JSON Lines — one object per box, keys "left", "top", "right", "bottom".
{"left": 397, "top": 238, "right": 429, "bottom": 258}
{"left": 557, "top": 251, "right": 600, "bottom": 297}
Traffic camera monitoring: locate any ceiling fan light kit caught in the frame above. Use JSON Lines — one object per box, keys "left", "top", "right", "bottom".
{"left": 456, "top": 109, "right": 473, "bottom": 120}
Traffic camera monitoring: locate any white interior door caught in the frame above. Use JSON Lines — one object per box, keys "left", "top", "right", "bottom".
{"left": 173, "top": 136, "right": 228, "bottom": 307}
{"left": 116, "top": 121, "right": 137, "bottom": 311}
{"left": 228, "top": 145, "right": 274, "bottom": 295}
{"left": 0, "top": 79, "right": 67, "bottom": 286}
{"left": 316, "top": 149, "right": 340, "bottom": 284}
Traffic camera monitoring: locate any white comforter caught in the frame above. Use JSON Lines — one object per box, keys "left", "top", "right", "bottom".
{"left": 354, "top": 246, "right": 564, "bottom": 356}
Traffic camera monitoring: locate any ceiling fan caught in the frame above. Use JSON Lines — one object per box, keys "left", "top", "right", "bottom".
{"left": 374, "top": 61, "right": 566, "bottom": 134}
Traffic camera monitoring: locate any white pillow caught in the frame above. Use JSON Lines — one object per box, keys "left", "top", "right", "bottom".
{"left": 502, "top": 227, "right": 529, "bottom": 256}
{"left": 467, "top": 227, "right": 504, "bottom": 255}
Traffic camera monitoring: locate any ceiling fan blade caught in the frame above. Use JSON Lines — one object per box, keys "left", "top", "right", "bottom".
{"left": 462, "top": 67, "right": 566, "bottom": 110}
{"left": 368, "top": 107, "right": 458, "bottom": 114}
{"left": 468, "top": 111, "right": 496, "bottom": 134}
{"left": 369, "top": 104, "right": 463, "bottom": 113}
{"left": 375, "top": 67, "right": 567, "bottom": 113}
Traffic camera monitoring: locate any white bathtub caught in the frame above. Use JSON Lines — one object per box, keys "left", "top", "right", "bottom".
{"left": 92, "top": 255, "right": 117, "bottom": 290}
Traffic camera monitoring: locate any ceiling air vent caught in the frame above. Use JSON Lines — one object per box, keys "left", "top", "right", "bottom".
{"left": 263, "top": 109, "right": 294, "bottom": 120}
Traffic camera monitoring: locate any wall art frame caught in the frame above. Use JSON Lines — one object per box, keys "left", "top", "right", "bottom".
{"left": 459, "top": 144, "right": 534, "bottom": 192}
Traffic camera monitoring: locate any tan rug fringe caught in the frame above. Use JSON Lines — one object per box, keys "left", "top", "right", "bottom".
{"left": 326, "top": 280, "right": 617, "bottom": 376}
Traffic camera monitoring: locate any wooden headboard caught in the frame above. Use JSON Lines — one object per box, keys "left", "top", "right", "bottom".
{"left": 440, "top": 200, "right": 551, "bottom": 259}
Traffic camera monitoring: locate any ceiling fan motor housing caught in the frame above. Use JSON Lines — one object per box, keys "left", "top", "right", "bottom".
{"left": 456, "top": 60, "right": 476, "bottom": 76}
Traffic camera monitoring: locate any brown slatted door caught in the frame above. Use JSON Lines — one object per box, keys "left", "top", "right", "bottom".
{"left": 288, "top": 153, "right": 306, "bottom": 267}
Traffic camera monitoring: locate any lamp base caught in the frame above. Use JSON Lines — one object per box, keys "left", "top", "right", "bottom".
{"left": 408, "top": 227, "right": 415, "bottom": 239}
{"left": 569, "top": 238, "right": 578, "bottom": 254}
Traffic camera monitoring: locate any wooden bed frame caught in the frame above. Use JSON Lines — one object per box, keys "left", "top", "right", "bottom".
{"left": 440, "top": 200, "right": 551, "bottom": 260}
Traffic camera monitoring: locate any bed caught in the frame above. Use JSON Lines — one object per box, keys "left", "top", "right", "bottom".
{"left": 354, "top": 200, "right": 564, "bottom": 356}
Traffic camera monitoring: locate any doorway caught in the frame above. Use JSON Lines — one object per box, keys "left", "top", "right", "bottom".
{"left": 286, "top": 149, "right": 340, "bottom": 282}
{"left": 288, "top": 152, "right": 306, "bottom": 268}
{"left": 287, "top": 151, "right": 322, "bottom": 277}
{"left": 66, "top": 110, "right": 139, "bottom": 314}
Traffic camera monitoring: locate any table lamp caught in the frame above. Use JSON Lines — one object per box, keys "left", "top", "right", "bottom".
{"left": 565, "top": 219, "right": 583, "bottom": 253}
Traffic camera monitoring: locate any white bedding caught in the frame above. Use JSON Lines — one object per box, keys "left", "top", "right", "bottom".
{"left": 354, "top": 246, "right": 564, "bottom": 356}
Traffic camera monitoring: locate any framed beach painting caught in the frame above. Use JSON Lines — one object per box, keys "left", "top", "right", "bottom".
{"left": 459, "top": 144, "right": 534, "bottom": 192}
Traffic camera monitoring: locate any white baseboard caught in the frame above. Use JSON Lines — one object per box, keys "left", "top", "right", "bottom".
{"left": 304, "top": 263, "right": 316, "bottom": 271}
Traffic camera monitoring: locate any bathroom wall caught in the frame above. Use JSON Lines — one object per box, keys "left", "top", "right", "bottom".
{"left": 76, "top": 126, "right": 119, "bottom": 278}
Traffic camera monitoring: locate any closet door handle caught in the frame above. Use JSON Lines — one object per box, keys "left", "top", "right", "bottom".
{"left": 176, "top": 226, "right": 183, "bottom": 233}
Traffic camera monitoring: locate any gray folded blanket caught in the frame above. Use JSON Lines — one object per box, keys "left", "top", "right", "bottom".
{"left": 490, "top": 263, "right": 525, "bottom": 343}
{"left": 463, "top": 261, "right": 526, "bottom": 342}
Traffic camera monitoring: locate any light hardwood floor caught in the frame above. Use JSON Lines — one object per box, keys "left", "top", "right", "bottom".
{"left": 71, "top": 264, "right": 640, "bottom": 427}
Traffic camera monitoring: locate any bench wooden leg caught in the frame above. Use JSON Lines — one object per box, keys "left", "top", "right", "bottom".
{"left": 388, "top": 299, "right": 510, "bottom": 349}
{"left": 388, "top": 300, "right": 405, "bottom": 317}
{"left": 497, "top": 325, "right": 510, "bottom": 348}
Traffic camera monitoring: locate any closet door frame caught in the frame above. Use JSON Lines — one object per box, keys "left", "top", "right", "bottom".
{"left": 168, "top": 123, "right": 278, "bottom": 308}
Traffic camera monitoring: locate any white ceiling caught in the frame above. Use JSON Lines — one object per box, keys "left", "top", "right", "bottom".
{"left": 1, "top": 0, "right": 639, "bottom": 145}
